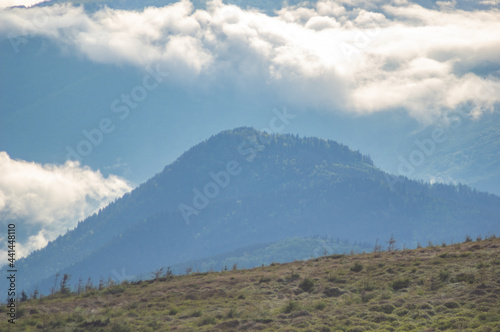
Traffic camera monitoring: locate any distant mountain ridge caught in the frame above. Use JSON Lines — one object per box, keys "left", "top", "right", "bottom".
{"left": 4, "top": 127, "right": 500, "bottom": 295}
{"left": 399, "top": 111, "right": 500, "bottom": 196}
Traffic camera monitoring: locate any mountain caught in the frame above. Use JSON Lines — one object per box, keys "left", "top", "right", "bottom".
{"left": 394, "top": 111, "right": 500, "bottom": 196}
{"left": 4, "top": 127, "right": 500, "bottom": 296}
{"left": 3, "top": 236, "right": 499, "bottom": 331}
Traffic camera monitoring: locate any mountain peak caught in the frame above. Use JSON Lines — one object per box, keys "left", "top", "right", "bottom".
{"left": 178, "top": 127, "right": 374, "bottom": 169}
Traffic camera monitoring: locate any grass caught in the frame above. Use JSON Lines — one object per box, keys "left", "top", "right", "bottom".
{"left": 390, "top": 278, "right": 410, "bottom": 290}
{"left": 2, "top": 236, "right": 500, "bottom": 331}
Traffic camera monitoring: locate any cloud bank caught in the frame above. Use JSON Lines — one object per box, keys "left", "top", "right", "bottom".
{"left": 1, "top": 0, "right": 499, "bottom": 123}
{"left": 0, "top": 0, "right": 51, "bottom": 9}
{"left": 0, "top": 152, "right": 132, "bottom": 259}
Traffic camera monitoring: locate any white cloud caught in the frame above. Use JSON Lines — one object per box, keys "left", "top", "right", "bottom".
{"left": 480, "top": 0, "right": 499, "bottom": 5}
{"left": 0, "top": 0, "right": 499, "bottom": 122}
{"left": 0, "top": 152, "right": 132, "bottom": 259}
{"left": 0, "top": 0, "right": 50, "bottom": 9}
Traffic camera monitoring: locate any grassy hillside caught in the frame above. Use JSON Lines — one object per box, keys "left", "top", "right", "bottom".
{"left": 137, "top": 237, "right": 372, "bottom": 278}
{"left": 2, "top": 236, "right": 499, "bottom": 331}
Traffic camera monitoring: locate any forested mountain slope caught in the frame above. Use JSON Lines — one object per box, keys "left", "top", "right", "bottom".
{"left": 5, "top": 128, "right": 500, "bottom": 295}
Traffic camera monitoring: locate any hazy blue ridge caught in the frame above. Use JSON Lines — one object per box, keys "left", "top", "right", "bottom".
{"left": 4, "top": 128, "right": 500, "bottom": 296}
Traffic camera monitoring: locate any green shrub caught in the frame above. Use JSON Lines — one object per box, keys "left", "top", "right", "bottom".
{"left": 394, "top": 309, "right": 409, "bottom": 317}
{"left": 419, "top": 303, "right": 433, "bottom": 310}
{"left": 111, "top": 322, "right": 132, "bottom": 332}
{"left": 314, "top": 301, "right": 326, "bottom": 310}
{"left": 453, "top": 272, "right": 475, "bottom": 284}
{"left": 361, "top": 292, "right": 376, "bottom": 303}
{"left": 283, "top": 301, "right": 299, "bottom": 313}
{"left": 328, "top": 274, "right": 346, "bottom": 283}
{"left": 363, "top": 282, "right": 375, "bottom": 291}
{"left": 323, "top": 287, "right": 345, "bottom": 298}
{"left": 350, "top": 262, "right": 363, "bottom": 272}
{"left": 106, "top": 285, "right": 125, "bottom": 295}
{"left": 438, "top": 270, "right": 450, "bottom": 281}
{"left": 191, "top": 310, "right": 202, "bottom": 317}
{"left": 126, "top": 302, "right": 138, "bottom": 310}
{"left": 299, "top": 278, "right": 315, "bottom": 292}
{"left": 226, "top": 308, "right": 237, "bottom": 318}
{"left": 198, "top": 316, "right": 216, "bottom": 326}
{"left": 391, "top": 278, "right": 410, "bottom": 290}
{"left": 476, "top": 262, "right": 488, "bottom": 269}
{"left": 370, "top": 304, "right": 395, "bottom": 314}
{"left": 329, "top": 254, "right": 344, "bottom": 259}
{"left": 287, "top": 272, "right": 300, "bottom": 281}
{"left": 16, "top": 307, "right": 26, "bottom": 319}
{"left": 258, "top": 277, "right": 271, "bottom": 284}
{"left": 443, "top": 301, "right": 460, "bottom": 309}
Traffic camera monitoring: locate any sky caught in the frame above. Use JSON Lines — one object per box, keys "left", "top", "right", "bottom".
{"left": 2, "top": 0, "right": 499, "bottom": 120}
{"left": 0, "top": 0, "right": 499, "bottom": 259}
{"left": 0, "top": 0, "right": 51, "bottom": 9}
